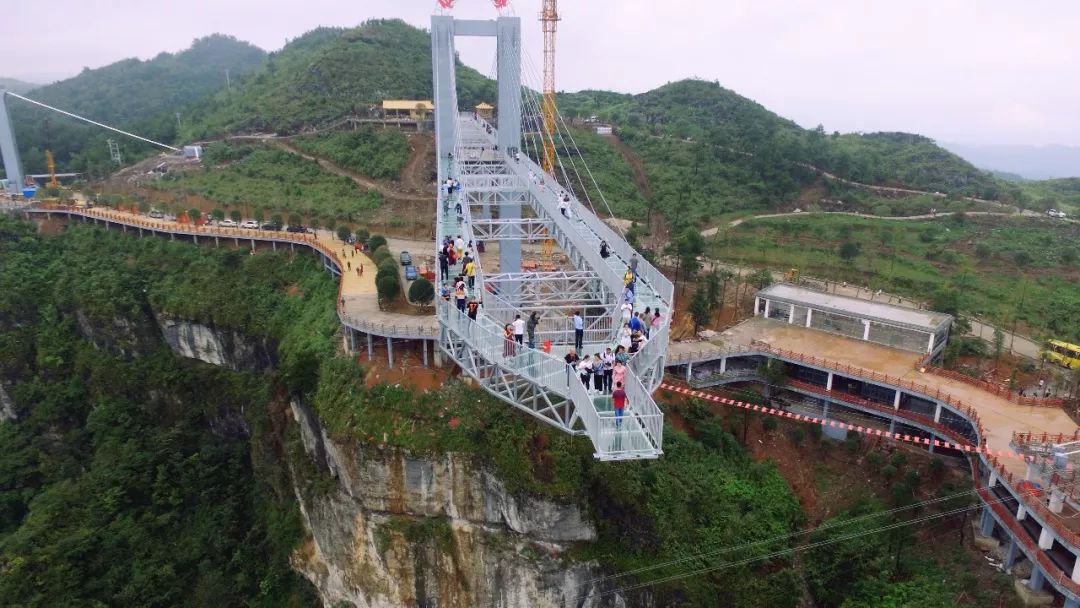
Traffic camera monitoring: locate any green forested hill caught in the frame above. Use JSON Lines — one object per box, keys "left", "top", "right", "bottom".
{"left": 557, "top": 80, "right": 1009, "bottom": 226}
{"left": 9, "top": 35, "right": 265, "bottom": 177}
{"left": 181, "top": 20, "right": 497, "bottom": 138}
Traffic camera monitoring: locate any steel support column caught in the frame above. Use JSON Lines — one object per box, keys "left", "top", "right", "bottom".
{"left": 0, "top": 93, "right": 24, "bottom": 194}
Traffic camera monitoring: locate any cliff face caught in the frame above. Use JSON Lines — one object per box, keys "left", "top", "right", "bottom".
{"left": 0, "top": 383, "right": 16, "bottom": 422}
{"left": 137, "top": 315, "right": 637, "bottom": 607}
{"left": 289, "top": 400, "right": 637, "bottom": 608}
{"left": 156, "top": 316, "right": 277, "bottom": 373}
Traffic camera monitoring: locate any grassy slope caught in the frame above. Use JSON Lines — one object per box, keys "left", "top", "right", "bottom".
{"left": 290, "top": 128, "right": 411, "bottom": 181}
{"left": 713, "top": 213, "right": 1080, "bottom": 341}
{"left": 152, "top": 143, "right": 383, "bottom": 219}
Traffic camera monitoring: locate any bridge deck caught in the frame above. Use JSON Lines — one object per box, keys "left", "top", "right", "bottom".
{"left": 700, "top": 318, "right": 1077, "bottom": 477}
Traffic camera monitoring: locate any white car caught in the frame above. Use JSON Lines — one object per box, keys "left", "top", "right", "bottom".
{"left": 219, "top": 219, "right": 238, "bottom": 227}
{"left": 1047, "top": 209, "right": 1067, "bottom": 219}
{"left": 240, "top": 219, "right": 259, "bottom": 229}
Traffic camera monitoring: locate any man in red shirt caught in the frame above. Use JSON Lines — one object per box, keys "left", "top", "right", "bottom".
{"left": 612, "top": 382, "right": 627, "bottom": 428}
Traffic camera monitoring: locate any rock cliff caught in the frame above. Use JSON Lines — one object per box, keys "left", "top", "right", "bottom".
{"left": 288, "top": 400, "right": 639, "bottom": 608}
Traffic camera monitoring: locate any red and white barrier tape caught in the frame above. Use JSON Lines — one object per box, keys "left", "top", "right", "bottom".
{"left": 659, "top": 383, "right": 1070, "bottom": 468}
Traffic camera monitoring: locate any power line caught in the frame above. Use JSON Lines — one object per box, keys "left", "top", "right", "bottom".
{"left": 564, "top": 492, "right": 1015, "bottom": 605}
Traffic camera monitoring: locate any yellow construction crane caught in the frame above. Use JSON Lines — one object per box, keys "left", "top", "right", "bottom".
{"left": 539, "top": 0, "right": 559, "bottom": 174}
{"left": 44, "top": 150, "right": 59, "bottom": 189}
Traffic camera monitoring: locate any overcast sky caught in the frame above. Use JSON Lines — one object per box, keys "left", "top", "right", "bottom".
{"left": 5, "top": 0, "right": 1078, "bottom": 146}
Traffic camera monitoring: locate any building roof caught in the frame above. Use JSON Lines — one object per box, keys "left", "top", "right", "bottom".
{"left": 475, "top": 102, "right": 494, "bottom": 109}
{"left": 757, "top": 283, "right": 952, "bottom": 331}
{"left": 382, "top": 100, "right": 434, "bottom": 111}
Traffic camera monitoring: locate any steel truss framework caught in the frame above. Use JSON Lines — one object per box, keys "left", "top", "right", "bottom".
{"left": 432, "top": 15, "right": 669, "bottom": 460}
{"left": 441, "top": 332, "right": 582, "bottom": 432}
{"left": 469, "top": 217, "right": 552, "bottom": 240}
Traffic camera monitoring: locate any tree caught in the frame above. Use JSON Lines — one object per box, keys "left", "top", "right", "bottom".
{"left": 270, "top": 213, "right": 283, "bottom": 227}
{"left": 310, "top": 217, "right": 321, "bottom": 230}
{"left": 838, "top": 241, "right": 860, "bottom": 263}
{"left": 355, "top": 226, "right": 370, "bottom": 243}
{"left": 993, "top": 327, "right": 1005, "bottom": 360}
{"left": 748, "top": 268, "right": 772, "bottom": 290}
{"left": 409, "top": 277, "right": 435, "bottom": 310}
{"left": 336, "top": 225, "right": 352, "bottom": 242}
{"left": 705, "top": 270, "right": 723, "bottom": 311}
{"left": 287, "top": 213, "right": 302, "bottom": 227}
{"left": 211, "top": 208, "right": 225, "bottom": 221}
{"left": 756, "top": 359, "right": 787, "bottom": 403}
{"left": 138, "top": 200, "right": 151, "bottom": 213}
{"left": 325, "top": 217, "right": 337, "bottom": 232}
{"left": 1013, "top": 250, "right": 1032, "bottom": 267}
{"left": 367, "top": 235, "right": 387, "bottom": 252}
{"left": 689, "top": 285, "right": 711, "bottom": 332}
{"left": 253, "top": 209, "right": 265, "bottom": 223}
{"left": 186, "top": 208, "right": 201, "bottom": 224}
{"left": 376, "top": 274, "right": 399, "bottom": 308}
{"left": 229, "top": 209, "right": 241, "bottom": 223}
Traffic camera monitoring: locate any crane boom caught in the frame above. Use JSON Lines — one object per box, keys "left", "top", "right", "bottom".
{"left": 540, "top": 0, "right": 559, "bottom": 174}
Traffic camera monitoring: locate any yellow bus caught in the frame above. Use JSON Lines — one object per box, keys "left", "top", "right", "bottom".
{"left": 1043, "top": 340, "right": 1080, "bottom": 369}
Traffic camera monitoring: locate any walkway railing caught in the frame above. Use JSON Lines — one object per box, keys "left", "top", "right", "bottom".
{"left": 918, "top": 361, "right": 1065, "bottom": 408}
{"left": 786, "top": 379, "right": 975, "bottom": 449}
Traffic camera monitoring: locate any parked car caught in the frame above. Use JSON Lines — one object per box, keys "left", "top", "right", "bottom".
{"left": 240, "top": 219, "right": 259, "bottom": 229}
{"left": 404, "top": 265, "right": 418, "bottom": 281}
{"left": 261, "top": 222, "right": 282, "bottom": 231}
{"left": 286, "top": 225, "right": 309, "bottom": 233}
{"left": 219, "top": 219, "right": 238, "bottom": 227}
{"left": 148, "top": 210, "right": 164, "bottom": 219}
{"left": 399, "top": 251, "right": 413, "bottom": 266}
{"left": 1047, "top": 209, "right": 1068, "bottom": 219}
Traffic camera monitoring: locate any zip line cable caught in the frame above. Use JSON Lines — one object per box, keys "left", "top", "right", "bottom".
{"left": 6, "top": 92, "right": 180, "bottom": 152}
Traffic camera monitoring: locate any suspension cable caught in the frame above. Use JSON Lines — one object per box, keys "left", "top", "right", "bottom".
{"left": 5, "top": 92, "right": 180, "bottom": 152}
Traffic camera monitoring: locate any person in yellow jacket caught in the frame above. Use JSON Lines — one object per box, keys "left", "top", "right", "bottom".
{"left": 465, "top": 260, "right": 477, "bottom": 289}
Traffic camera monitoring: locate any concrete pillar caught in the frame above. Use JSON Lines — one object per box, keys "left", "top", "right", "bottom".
{"left": 763, "top": 299, "right": 771, "bottom": 318}
{"left": 422, "top": 339, "right": 429, "bottom": 367}
{"left": 822, "top": 402, "right": 830, "bottom": 420}
{"left": 1017, "top": 505, "right": 1026, "bottom": 521}
{"left": 0, "top": 92, "right": 26, "bottom": 194}
{"left": 367, "top": 333, "right": 374, "bottom": 360}
{"left": 1038, "top": 527, "right": 1054, "bottom": 550}
{"left": 1050, "top": 488, "right": 1065, "bottom": 514}
{"left": 434, "top": 343, "right": 444, "bottom": 368}
{"left": 342, "top": 334, "right": 350, "bottom": 354}
{"left": 894, "top": 390, "right": 901, "bottom": 410}
{"left": 1004, "top": 538, "right": 1019, "bottom": 569}
{"left": 788, "top": 306, "right": 795, "bottom": 324}
{"left": 980, "top": 506, "right": 995, "bottom": 537}
{"left": 719, "top": 357, "right": 727, "bottom": 373}
{"left": 387, "top": 337, "right": 394, "bottom": 369}
{"left": 889, "top": 418, "right": 896, "bottom": 433}
{"left": 1025, "top": 463, "right": 1036, "bottom": 481}
{"left": 215, "top": 236, "right": 219, "bottom": 247}
{"left": 862, "top": 319, "right": 871, "bottom": 341}
{"left": 685, "top": 362, "right": 693, "bottom": 382}
{"left": 934, "top": 403, "right": 942, "bottom": 423}
{"left": 927, "top": 332, "right": 935, "bottom": 353}
{"left": 989, "top": 472, "right": 998, "bottom": 487}
{"left": 272, "top": 241, "right": 276, "bottom": 251}
{"left": 251, "top": 239, "right": 255, "bottom": 251}
{"left": 805, "top": 308, "right": 813, "bottom": 328}
{"left": 826, "top": 372, "right": 834, "bottom": 391}
{"left": 170, "top": 232, "right": 174, "bottom": 241}
{"left": 1029, "top": 567, "right": 1045, "bottom": 591}
{"left": 1072, "top": 553, "right": 1080, "bottom": 584}
{"left": 754, "top": 298, "right": 761, "bottom": 316}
